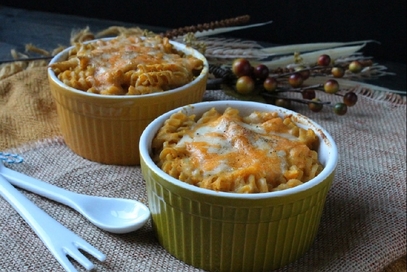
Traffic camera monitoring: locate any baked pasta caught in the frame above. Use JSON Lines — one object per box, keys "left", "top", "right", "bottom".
{"left": 49, "top": 35, "right": 204, "bottom": 95}
{"left": 152, "top": 107, "right": 323, "bottom": 193}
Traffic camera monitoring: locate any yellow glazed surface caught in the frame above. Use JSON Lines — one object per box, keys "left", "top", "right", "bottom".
{"left": 139, "top": 101, "right": 338, "bottom": 271}
{"left": 48, "top": 40, "right": 208, "bottom": 165}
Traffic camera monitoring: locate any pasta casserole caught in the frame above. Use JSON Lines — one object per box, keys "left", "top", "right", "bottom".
{"left": 152, "top": 107, "right": 323, "bottom": 193}
{"left": 49, "top": 35, "right": 204, "bottom": 95}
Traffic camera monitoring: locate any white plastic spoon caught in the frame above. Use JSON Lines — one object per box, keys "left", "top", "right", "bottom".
{"left": 0, "top": 161, "right": 150, "bottom": 234}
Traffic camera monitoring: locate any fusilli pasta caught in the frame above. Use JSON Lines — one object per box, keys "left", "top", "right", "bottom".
{"left": 50, "top": 35, "right": 204, "bottom": 95}
{"left": 152, "top": 107, "right": 323, "bottom": 193}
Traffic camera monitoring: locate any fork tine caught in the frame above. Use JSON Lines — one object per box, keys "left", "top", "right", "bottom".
{"left": 0, "top": 175, "right": 106, "bottom": 272}
{"left": 53, "top": 253, "right": 82, "bottom": 272}
{"left": 63, "top": 245, "right": 95, "bottom": 271}
{"left": 75, "top": 239, "right": 107, "bottom": 262}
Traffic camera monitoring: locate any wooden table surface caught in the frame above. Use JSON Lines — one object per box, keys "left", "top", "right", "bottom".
{"left": 1, "top": 5, "right": 406, "bottom": 95}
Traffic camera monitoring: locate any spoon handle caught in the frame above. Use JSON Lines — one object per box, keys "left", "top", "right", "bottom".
{"left": 0, "top": 166, "right": 80, "bottom": 210}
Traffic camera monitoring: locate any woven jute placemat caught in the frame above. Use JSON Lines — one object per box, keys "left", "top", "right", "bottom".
{"left": 0, "top": 67, "right": 406, "bottom": 271}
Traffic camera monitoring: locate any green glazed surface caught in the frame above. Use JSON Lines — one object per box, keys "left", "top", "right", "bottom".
{"left": 141, "top": 157, "right": 334, "bottom": 271}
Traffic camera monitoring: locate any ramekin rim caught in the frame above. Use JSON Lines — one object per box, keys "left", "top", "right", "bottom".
{"left": 139, "top": 100, "right": 338, "bottom": 199}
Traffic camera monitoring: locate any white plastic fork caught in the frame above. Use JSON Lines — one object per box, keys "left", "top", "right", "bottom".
{"left": 0, "top": 174, "right": 106, "bottom": 272}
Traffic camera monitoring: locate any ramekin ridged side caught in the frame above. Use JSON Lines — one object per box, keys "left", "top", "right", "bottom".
{"left": 48, "top": 77, "right": 207, "bottom": 165}
{"left": 141, "top": 158, "right": 334, "bottom": 271}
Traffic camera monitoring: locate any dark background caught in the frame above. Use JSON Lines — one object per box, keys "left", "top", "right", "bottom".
{"left": 1, "top": 0, "right": 406, "bottom": 63}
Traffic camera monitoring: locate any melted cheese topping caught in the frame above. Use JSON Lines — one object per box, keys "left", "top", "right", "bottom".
{"left": 51, "top": 35, "right": 204, "bottom": 95}
{"left": 153, "top": 107, "right": 322, "bottom": 193}
{"left": 178, "top": 114, "right": 296, "bottom": 180}
{"left": 85, "top": 37, "right": 181, "bottom": 91}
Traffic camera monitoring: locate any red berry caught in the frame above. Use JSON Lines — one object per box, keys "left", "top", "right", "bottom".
{"left": 288, "top": 73, "right": 304, "bottom": 88}
{"left": 235, "top": 76, "right": 255, "bottom": 94}
{"left": 317, "top": 54, "right": 331, "bottom": 66}
{"left": 343, "top": 92, "right": 358, "bottom": 106}
{"left": 348, "top": 60, "right": 363, "bottom": 73}
{"left": 263, "top": 77, "right": 278, "bottom": 92}
{"left": 334, "top": 103, "right": 348, "bottom": 115}
{"left": 301, "top": 89, "right": 316, "bottom": 100}
{"left": 295, "top": 66, "right": 310, "bottom": 80}
{"left": 331, "top": 66, "right": 345, "bottom": 78}
{"left": 253, "top": 64, "right": 269, "bottom": 80}
{"left": 324, "top": 79, "right": 340, "bottom": 94}
{"left": 308, "top": 98, "right": 323, "bottom": 112}
{"left": 232, "top": 58, "right": 252, "bottom": 77}
{"left": 275, "top": 98, "right": 291, "bottom": 109}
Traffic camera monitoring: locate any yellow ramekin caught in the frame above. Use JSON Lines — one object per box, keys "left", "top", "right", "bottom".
{"left": 139, "top": 101, "right": 338, "bottom": 271}
{"left": 48, "top": 39, "right": 208, "bottom": 165}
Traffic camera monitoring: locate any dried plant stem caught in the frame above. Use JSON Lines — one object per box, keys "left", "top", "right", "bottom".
{"left": 261, "top": 92, "right": 332, "bottom": 105}
{"left": 273, "top": 84, "right": 323, "bottom": 93}
{"left": 163, "top": 15, "right": 250, "bottom": 38}
{"left": 0, "top": 56, "right": 53, "bottom": 64}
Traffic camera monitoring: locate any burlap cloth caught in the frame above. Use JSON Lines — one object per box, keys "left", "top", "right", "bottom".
{"left": 0, "top": 67, "right": 405, "bottom": 272}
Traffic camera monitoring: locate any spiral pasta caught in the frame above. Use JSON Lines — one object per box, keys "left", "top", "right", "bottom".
{"left": 50, "top": 35, "right": 204, "bottom": 95}
{"left": 152, "top": 107, "right": 324, "bottom": 193}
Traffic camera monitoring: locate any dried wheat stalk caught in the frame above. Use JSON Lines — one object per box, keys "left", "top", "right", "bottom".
{"left": 163, "top": 15, "right": 250, "bottom": 38}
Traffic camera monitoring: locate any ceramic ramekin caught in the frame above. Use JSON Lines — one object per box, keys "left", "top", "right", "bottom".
{"left": 48, "top": 39, "right": 208, "bottom": 165}
{"left": 139, "top": 100, "right": 338, "bottom": 271}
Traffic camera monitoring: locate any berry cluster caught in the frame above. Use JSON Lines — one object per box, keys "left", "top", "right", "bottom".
{"left": 227, "top": 54, "right": 360, "bottom": 116}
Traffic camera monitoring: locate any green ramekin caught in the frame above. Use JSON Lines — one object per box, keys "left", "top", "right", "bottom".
{"left": 140, "top": 101, "right": 338, "bottom": 271}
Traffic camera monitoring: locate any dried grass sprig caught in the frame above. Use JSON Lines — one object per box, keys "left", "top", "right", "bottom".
{"left": 95, "top": 26, "right": 148, "bottom": 38}
{"left": 196, "top": 37, "right": 262, "bottom": 49}
{"left": 51, "top": 46, "right": 66, "bottom": 56}
{"left": 70, "top": 26, "right": 95, "bottom": 44}
{"left": 255, "top": 44, "right": 368, "bottom": 69}
{"left": 0, "top": 48, "right": 49, "bottom": 80}
{"left": 260, "top": 40, "right": 377, "bottom": 56}
{"left": 25, "top": 44, "right": 51, "bottom": 56}
{"left": 192, "top": 21, "right": 272, "bottom": 38}
{"left": 10, "top": 49, "right": 28, "bottom": 60}
{"left": 185, "top": 37, "right": 269, "bottom": 61}
{"left": 204, "top": 48, "right": 270, "bottom": 60}
{"left": 163, "top": 15, "right": 251, "bottom": 38}
{"left": 0, "top": 62, "right": 26, "bottom": 80}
